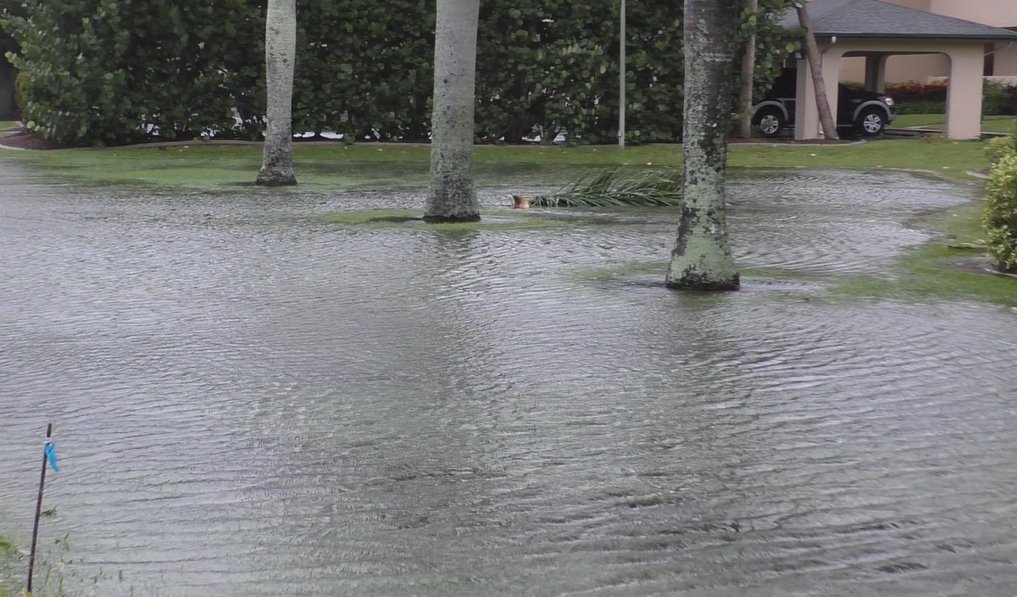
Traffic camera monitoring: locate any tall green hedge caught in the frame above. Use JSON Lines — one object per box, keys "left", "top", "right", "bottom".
{"left": 3, "top": 0, "right": 264, "bottom": 145}
{"left": 3, "top": 0, "right": 795, "bottom": 147}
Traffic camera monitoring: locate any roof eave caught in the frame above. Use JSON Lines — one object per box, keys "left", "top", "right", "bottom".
{"left": 814, "top": 33, "right": 1017, "bottom": 41}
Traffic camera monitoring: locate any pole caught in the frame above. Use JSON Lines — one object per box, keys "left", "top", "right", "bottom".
{"left": 619, "top": 0, "right": 626, "bottom": 148}
{"left": 27, "top": 423, "right": 52, "bottom": 594}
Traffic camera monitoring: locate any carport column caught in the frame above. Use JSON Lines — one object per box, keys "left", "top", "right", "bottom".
{"left": 864, "top": 53, "right": 889, "bottom": 93}
{"left": 944, "top": 45, "right": 984, "bottom": 140}
{"left": 794, "top": 57, "right": 820, "bottom": 140}
{"left": 821, "top": 50, "right": 841, "bottom": 135}
{"left": 793, "top": 51, "right": 841, "bottom": 140}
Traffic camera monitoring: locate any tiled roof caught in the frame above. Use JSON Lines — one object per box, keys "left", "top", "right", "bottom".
{"left": 779, "top": 0, "right": 1017, "bottom": 40}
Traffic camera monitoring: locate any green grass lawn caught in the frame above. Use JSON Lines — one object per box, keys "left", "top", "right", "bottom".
{"left": 0, "top": 121, "right": 21, "bottom": 139}
{"left": 893, "top": 113, "right": 1017, "bottom": 133}
{"left": 0, "top": 137, "right": 993, "bottom": 190}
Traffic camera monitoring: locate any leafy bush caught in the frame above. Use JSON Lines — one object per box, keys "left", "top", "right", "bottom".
{"left": 885, "top": 80, "right": 1017, "bottom": 116}
{"left": 13, "top": 69, "right": 26, "bottom": 114}
{"left": 885, "top": 81, "right": 948, "bottom": 103}
{"left": 3, "top": 0, "right": 264, "bottom": 146}
{"left": 895, "top": 101, "right": 945, "bottom": 115}
{"left": 3, "top": 0, "right": 796, "bottom": 147}
{"left": 986, "top": 134, "right": 1017, "bottom": 166}
{"left": 885, "top": 81, "right": 947, "bottom": 115}
{"left": 983, "top": 81, "right": 1017, "bottom": 116}
{"left": 984, "top": 152, "right": 1017, "bottom": 272}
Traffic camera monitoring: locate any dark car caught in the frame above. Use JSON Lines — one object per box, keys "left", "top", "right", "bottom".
{"left": 752, "top": 69, "right": 896, "bottom": 138}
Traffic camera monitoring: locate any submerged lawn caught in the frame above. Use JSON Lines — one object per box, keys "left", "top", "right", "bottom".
{"left": 893, "top": 113, "right": 1017, "bottom": 134}
{"left": 1, "top": 135, "right": 1012, "bottom": 305}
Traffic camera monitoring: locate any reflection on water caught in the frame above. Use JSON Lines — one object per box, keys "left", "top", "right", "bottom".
{"left": 2, "top": 162, "right": 1017, "bottom": 596}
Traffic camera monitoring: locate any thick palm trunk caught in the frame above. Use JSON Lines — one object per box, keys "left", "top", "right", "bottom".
{"left": 797, "top": 3, "right": 838, "bottom": 140}
{"left": 424, "top": 0, "right": 480, "bottom": 223}
{"left": 666, "top": 0, "right": 741, "bottom": 291}
{"left": 736, "top": 0, "right": 758, "bottom": 139}
{"left": 256, "top": 0, "right": 297, "bottom": 186}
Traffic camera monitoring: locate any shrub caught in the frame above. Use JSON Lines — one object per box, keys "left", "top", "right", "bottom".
{"left": 986, "top": 134, "right": 1017, "bottom": 166}
{"left": 895, "top": 100, "right": 945, "bottom": 115}
{"left": 884, "top": 80, "right": 1017, "bottom": 116}
{"left": 984, "top": 152, "right": 1017, "bottom": 272}
{"left": 13, "top": 69, "right": 27, "bottom": 115}
{"left": 884, "top": 81, "right": 949, "bottom": 115}
{"left": 984, "top": 81, "right": 1017, "bottom": 116}
{"left": 3, "top": 0, "right": 263, "bottom": 146}
{"left": 885, "top": 80, "right": 948, "bottom": 103}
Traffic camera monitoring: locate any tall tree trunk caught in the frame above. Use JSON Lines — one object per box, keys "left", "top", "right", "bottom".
{"left": 796, "top": 3, "right": 838, "bottom": 140}
{"left": 666, "top": 0, "right": 741, "bottom": 291}
{"left": 736, "top": 0, "right": 758, "bottom": 139}
{"left": 256, "top": 0, "right": 297, "bottom": 186}
{"left": 424, "top": 0, "right": 481, "bottom": 223}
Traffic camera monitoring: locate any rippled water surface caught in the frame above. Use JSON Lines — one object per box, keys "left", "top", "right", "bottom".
{"left": 2, "top": 160, "right": 1017, "bottom": 596}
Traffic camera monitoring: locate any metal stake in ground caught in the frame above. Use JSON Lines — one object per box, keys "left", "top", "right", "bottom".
{"left": 27, "top": 423, "right": 54, "bottom": 594}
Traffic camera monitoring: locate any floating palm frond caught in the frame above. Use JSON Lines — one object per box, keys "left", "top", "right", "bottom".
{"left": 529, "top": 169, "right": 684, "bottom": 207}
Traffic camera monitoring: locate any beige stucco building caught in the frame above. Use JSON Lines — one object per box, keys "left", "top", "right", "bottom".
{"left": 840, "top": 0, "right": 1017, "bottom": 83}
{"left": 786, "top": 0, "right": 1017, "bottom": 140}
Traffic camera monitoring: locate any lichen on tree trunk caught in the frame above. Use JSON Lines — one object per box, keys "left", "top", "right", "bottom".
{"left": 666, "top": 0, "right": 741, "bottom": 291}
{"left": 424, "top": 0, "right": 480, "bottom": 223}
{"left": 256, "top": 0, "right": 297, "bottom": 187}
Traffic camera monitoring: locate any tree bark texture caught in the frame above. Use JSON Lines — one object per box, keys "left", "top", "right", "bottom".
{"left": 256, "top": 0, "right": 297, "bottom": 186}
{"left": 424, "top": 0, "right": 481, "bottom": 222}
{"left": 796, "top": 3, "right": 838, "bottom": 140}
{"left": 666, "top": 0, "right": 741, "bottom": 291}
{"left": 736, "top": 0, "right": 758, "bottom": 139}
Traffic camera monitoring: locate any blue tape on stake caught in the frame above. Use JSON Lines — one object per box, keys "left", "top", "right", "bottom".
{"left": 44, "top": 440, "right": 59, "bottom": 473}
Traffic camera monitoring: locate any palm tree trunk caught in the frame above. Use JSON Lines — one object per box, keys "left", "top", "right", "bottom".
{"left": 256, "top": 0, "right": 297, "bottom": 186}
{"left": 736, "top": 0, "right": 758, "bottom": 139}
{"left": 666, "top": 0, "right": 741, "bottom": 291}
{"left": 424, "top": 0, "right": 481, "bottom": 223}
{"left": 796, "top": 3, "right": 838, "bottom": 140}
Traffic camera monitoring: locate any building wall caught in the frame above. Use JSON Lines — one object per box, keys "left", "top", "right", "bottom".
{"left": 928, "top": 0, "right": 1017, "bottom": 28}
{"left": 839, "top": 0, "right": 1017, "bottom": 83}
{"left": 840, "top": 54, "right": 948, "bottom": 84}
{"left": 996, "top": 45, "right": 1017, "bottom": 76}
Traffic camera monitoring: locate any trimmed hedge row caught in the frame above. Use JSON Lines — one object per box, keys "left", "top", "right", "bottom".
{"left": 885, "top": 80, "right": 1017, "bottom": 116}
{"left": 2, "top": 0, "right": 796, "bottom": 146}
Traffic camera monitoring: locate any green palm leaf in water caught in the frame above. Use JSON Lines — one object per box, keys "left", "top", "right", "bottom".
{"left": 529, "top": 169, "right": 684, "bottom": 207}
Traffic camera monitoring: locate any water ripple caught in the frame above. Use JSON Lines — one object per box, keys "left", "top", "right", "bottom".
{"left": 1, "top": 162, "right": 1016, "bottom": 596}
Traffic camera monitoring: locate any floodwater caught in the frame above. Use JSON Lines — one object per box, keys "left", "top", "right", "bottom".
{"left": 2, "top": 160, "right": 1017, "bottom": 596}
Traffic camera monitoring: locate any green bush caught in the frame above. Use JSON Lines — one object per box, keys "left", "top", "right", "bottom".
{"left": 895, "top": 100, "right": 945, "bottom": 115}
{"left": 983, "top": 81, "right": 1017, "bottom": 116}
{"left": 984, "top": 152, "right": 1017, "bottom": 272}
{"left": 886, "top": 80, "right": 1017, "bottom": 117}
{"left": 12, "top": 69, "right": 26, "bottom": 115}
{"left": 3, "top": 0, "right": 263, "bottom": 146}
{"left": 986, "top": 134, "right": 1017, "bottom": 166}
{"left": 885, "top": 81, "right": 948, "bottom": 103}
{"left": 3, "top": 0, "right": 796, "bottom": 147}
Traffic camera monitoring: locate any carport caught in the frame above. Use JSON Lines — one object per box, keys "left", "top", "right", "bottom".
{"left": 783, "top": 0, "right": 1017, "bottom": 140}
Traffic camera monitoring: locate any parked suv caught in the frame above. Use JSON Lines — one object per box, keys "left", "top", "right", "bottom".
{"left": 752, "top": 69, "right": 896, "bottom": 138}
